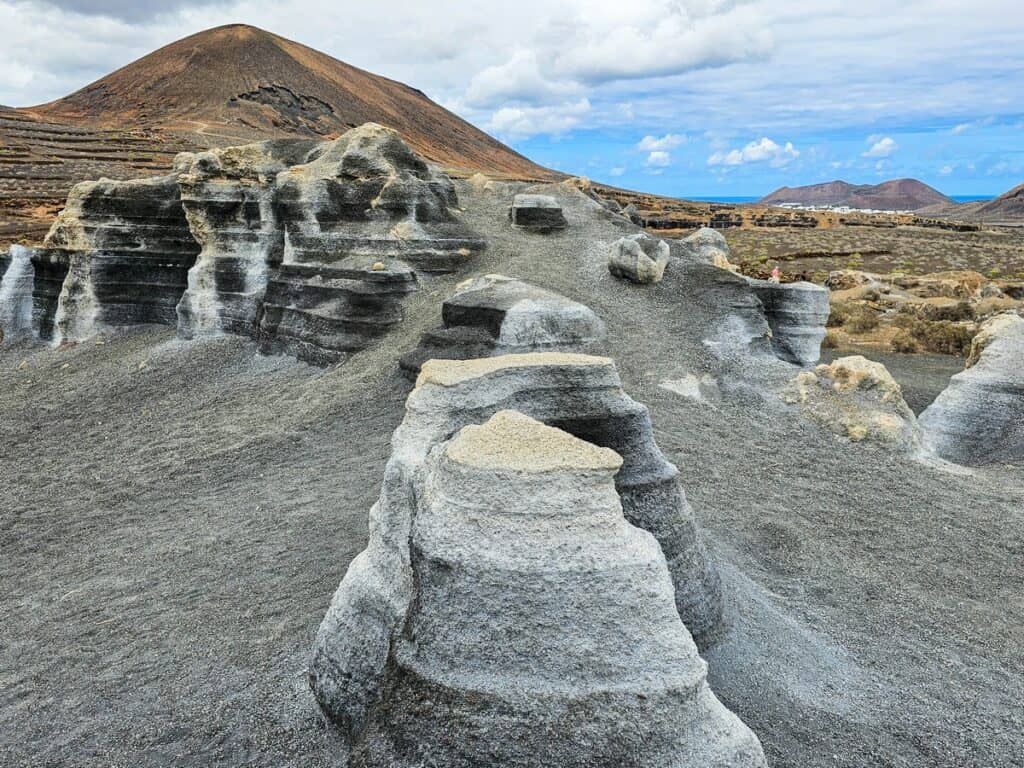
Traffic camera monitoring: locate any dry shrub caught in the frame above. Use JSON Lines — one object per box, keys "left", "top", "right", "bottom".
{"left": 890, "top": 331, "right": 919, "bottom": 353}
{"left": 920, "top": 301, "right": 975, "bottom": 322}
{"left": 909, "top": 320, "right": 976, "bottom": 356}
{"left": 845, "top": 305, "right": 881, "bottom": 333}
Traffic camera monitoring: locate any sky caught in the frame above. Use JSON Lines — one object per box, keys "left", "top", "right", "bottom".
{"left": 1, "top": 0, "right": 1022, "bottom": 198}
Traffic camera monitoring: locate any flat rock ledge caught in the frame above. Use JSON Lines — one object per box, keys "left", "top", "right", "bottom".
{"left": 312, "top": 407, "right": 765, "bottom": 767}
{"left": 784, "top": 355, "right": 922, "bottom": 451}
{"left": 919, "top": 312, "right": 1024, "bottom": 465}
{"left": 398, "top": 274, "right": 606, "bottom": 378}
{"left": 310, "top": 352, "right": 728, "bottom": 754}
{"left": 508, "top": 193, "right": 568, "bottom": 232}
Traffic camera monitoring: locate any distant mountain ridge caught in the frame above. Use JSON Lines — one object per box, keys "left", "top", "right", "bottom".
{"left": 921, "top": 183, "right": 1024, "bottom": 223}
{"left": 760, "top": 179, "right": 953, "bottom": 211}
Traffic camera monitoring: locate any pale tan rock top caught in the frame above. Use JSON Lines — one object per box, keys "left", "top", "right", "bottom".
{"left": 416, "top": 352, "right": 613, "bottom": 388}
{"left": 445, "top": 410, "right": 622, "bottom": 474}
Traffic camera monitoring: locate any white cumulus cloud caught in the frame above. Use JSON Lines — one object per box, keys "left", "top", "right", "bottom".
{"left": 707, "top": 137, "right": 799, "bottom": 167}
{"left": 863, "top": 136, "right": 898, "bottom": 158}
{"left": 485, "top": 98, "right": 591, "bottom": 139}
{"left": 637, "top": 133, "right": 686, "bottom": 151}
{"left": 645, "top": 151, "right": 672, "bottom": 167}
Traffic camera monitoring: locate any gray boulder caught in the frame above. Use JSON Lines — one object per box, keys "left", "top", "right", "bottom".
{"left": 748, "top": 279, "right": 830, "bottom": 365}
{"left": 508, "top": 193, "right": 568, "bottom": 231}
{"left": 310, "top": 353, "right": 728, "bottom": 749}
{"left": 332, "top": 409, "right": 766, "bottom": 768}
{"left": 784, "top": 355, "right": 922, "bottom": 451}
{"left": 920, "top": 313, "right": 1024, "bottom": 465}
{"left": 608, "top": 232, "right": 671, "bottom": 284}
{"left": 399, "top": 274, "right": 605, "bottom": 377}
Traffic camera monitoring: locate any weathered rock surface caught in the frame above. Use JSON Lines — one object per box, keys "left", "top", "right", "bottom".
{"left": 608, "top": 232, "right": 670, "bottom": 284}
{"left": 259, "top": 124, "right": 484, "bottom": 363}
{"left": 44, "top": 174, "right": 201, "bottom": 342}
{"left": 676, "top": 226, "right": 735, "bottom": 269}
{"left": 176, "top": 139, "right": 321, "bottom": 338}
{"left": 0, "top": 246, "right": 35, "bottom": 342}
{"left": 310, "top": 353, "right": 727, "bottom": 751}
{"left": 508, "top": 193, "right": 568, "bottom": 231}
{"left": 331, "top": 409, "right": 766, "bottom": 768}
{"left": 399, "top": 274, "right": 605, "bottom": 377}
{"left": 919, "top": 313, "right": 1024, "bottom": 464}
{"left": 748, "top": 279, "right": 830, "bottom": 365}
{"left": 785, "top": 355, "right": 921, "bottom": 450}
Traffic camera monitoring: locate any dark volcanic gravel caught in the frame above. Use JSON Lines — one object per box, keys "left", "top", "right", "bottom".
{"left": 2, "top": 182, "right": 1022, "bottom": 768}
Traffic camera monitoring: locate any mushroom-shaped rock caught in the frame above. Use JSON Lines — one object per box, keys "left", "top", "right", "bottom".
{"left": 309, "top": 352, "right": 726, "bottom": 748}
{"left": 784, "top": 355, "right": 921, "bottom": 451}
{"left": 919, "top": 313, "right": 1024, "bottom": 465}
{"left": 747, "top": 279, "right": 830, "bottom": 365}
{"left": 316, "top": 409, "right": 766, "bottom": 767}
{"left": 399, "top": 274, "right": 605, "bottom": 377}
{"left": 608, "top": 232, "right": 671, "bottom": 284}
{"left": 508, "top": 193, "right": 568, "bottom": 231}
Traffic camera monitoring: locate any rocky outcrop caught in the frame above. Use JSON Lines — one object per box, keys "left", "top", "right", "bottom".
{"left": 748, "top": 279, "right": 830, "bottom": 365}
{"left": 176, "top": 139, "right": 321, "bottom": 338}
{"left": 258, "top": 124, "right": 484, "bottom": 364}
{"left": 0, "top": 246, "right": 35, "bottom": 342}
{"left": 508, "top": 193, "right": 568, "bottom": 232}
{"left": 919, "top": 313, "right": 1024, "bottom": 465}
{"left": 608, "top": 232, "right": 670, "bottom": 284}
{"left": 398, "top": 275, "right": 605, "bottom": 377}
{"left": 310, "top": 353, "right": 727, "bottom": 749}
{"left": 785, "top": 355, "right": 921, "bottom": 450}
{"left": 322, "top": 409, "right": 766, "bottom": 768}
{"left": 44, "top": 174, "right": 200, "bottom": 342}
{"left": 675, "top": 226, "right": 734, "bottom": 269}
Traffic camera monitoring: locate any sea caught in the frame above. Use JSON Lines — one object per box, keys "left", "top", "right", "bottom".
{"left": 683, "top": 195, "right": 993, "bottom": 204}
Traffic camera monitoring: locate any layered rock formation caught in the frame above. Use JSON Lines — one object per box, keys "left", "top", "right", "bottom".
{"left": 310, "top": 352, "right": 727, "bottom": 751}
{"left": 748, "top": 279, "right": 830, "bottom": 366}
{"left": 323, "top": 409, "right": 766, "bottom": 768}
{"left": 3, "top": 123, "right": 485, "bottom": 363}
{"left": 258, "top": 124, "right": 484, "bottom": 363}
{"left": 920, "top": 313, "right": 1024, "bottom": 464}
{"left": 0, "top": 246, "right": 35, "bottom": 342}
{"left": 785, "top": 356, "right": 921, "bottom": 450}
{"left": 399, "top": 274, "right": 605, "bottom": 377}
{"left": 175, "top": 139, "right": 320, "bottom": 337}
{"left": 608, "top": 232, "right": 670, "bottom": 284}
{"left": 508, "top": 194, "right": 568, "bottom": 231}
{"left": 44, "top": 174, "right": 201, "bottom": 342}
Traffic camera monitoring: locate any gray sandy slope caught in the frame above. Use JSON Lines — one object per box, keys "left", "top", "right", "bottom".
{"left": 2, "top": 181, "right": 1023, "bottom": 768}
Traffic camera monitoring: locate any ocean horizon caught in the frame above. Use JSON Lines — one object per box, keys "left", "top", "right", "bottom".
{"left": 682, "top": 194, "right": 994, "bottom": 204}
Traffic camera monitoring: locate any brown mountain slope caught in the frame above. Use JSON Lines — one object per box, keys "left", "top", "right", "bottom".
{"left": 761, "top": 179, "right": 952, "bottom": 211}
{"left": 29, "top": 24, "right": 549, "bottom": 178}
{"left": 921, "top": 182, "right": 1024, "bottom": 223}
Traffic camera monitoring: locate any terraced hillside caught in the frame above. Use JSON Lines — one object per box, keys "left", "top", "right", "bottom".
{"left": 0, "top": 107, "right": 196, "bottom": 243}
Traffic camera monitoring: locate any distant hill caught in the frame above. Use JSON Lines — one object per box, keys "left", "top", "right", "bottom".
{"left": 921, "top": 183, "right": 1024, "bottom": 223}
{"left": 0, "top": 24, "right": 555, "bottom": 243}
{"left": 760, "top": 179, "right": 953, "bottom": 211}
{"left": 27, "top": 24, "right": 548, "bottom": 178}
